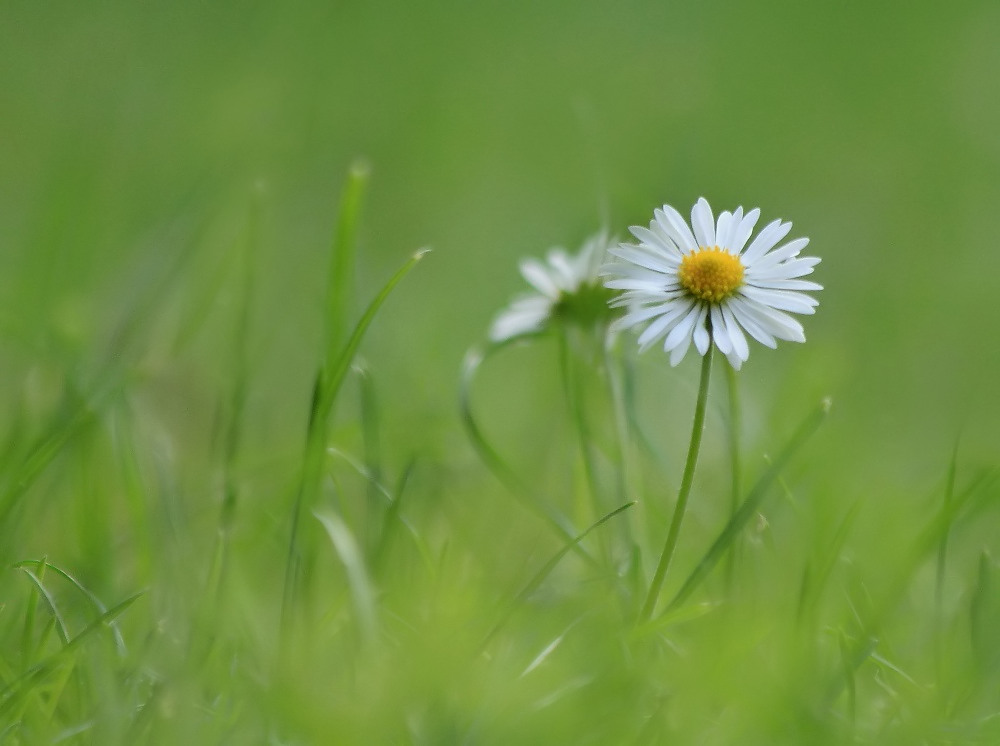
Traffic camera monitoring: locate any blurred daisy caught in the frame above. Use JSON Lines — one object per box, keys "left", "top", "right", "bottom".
{"left": 489, "top": 233, "right": 616, "bottom": 343}
{"left": 603, "top": 198, "right": 821, "bottom": 370}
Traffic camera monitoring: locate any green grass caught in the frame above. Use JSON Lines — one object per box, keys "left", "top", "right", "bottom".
{"left": 2, "top": 0, "right": 1000, "bottom": 742}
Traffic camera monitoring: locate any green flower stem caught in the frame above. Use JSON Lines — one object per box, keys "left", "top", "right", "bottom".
{"left": 723, "top": 362, "right": 741, "bottom": 590}
{"left": 639, "top": 341, "right": 713, "bottom": 622}
{"left": 558, "top": 329, "right": 603, "bottom": 528}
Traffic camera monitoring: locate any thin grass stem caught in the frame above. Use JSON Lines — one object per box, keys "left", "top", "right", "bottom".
{"left": 639, "top": 343, "right": 714, "bottom": 622}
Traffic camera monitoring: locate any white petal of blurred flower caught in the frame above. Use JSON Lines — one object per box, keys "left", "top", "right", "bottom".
{"left": 489, "top": 233, "right": 616, "bottom": 343}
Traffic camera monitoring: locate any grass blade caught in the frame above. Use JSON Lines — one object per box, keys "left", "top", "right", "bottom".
{"left": 324, "top": 160, "right": 369, "bottom": 367}
{"left": 315, "top": 511, "right": 377, "bottom": 643}
{"left": 13, "top": 559, "right": 128, "bottom": 655}
{"left": 663, "top": 396, "right": 831, "bottom": 615}
{"left": 0, "top": 592, "right": 143, "bottom": 718}
{"left": 283, "top": 248, "right": 429, "bottom": 631}
{"left": 483, "top": 501, "right": 635, "bottom": 646}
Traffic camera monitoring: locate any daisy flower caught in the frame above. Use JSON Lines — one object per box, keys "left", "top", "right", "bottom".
{"left": 489, "top": 233, "right": 616, "bottom": 343}
{"left": 603, "top": 198, "right": 821, "bottom": 369}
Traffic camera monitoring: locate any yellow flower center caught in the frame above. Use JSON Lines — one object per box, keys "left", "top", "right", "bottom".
{"left": 677, "top": 247, "right": 744, "bottom": 303}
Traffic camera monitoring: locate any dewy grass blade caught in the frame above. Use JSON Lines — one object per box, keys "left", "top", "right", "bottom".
{"left": 663, "top": 396, "right": 831, "bottom": 615}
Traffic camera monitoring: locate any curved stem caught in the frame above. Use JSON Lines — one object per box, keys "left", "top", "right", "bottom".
{"left": 639, "top": 343, "right": 713, "bottom": 622}
{"left": 558, "top": 329, "right": 602, "bottom": 524}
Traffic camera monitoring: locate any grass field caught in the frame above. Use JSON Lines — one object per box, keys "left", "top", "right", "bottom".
{"left": 2, "top": 0, "right": 1000, "bottom": 742}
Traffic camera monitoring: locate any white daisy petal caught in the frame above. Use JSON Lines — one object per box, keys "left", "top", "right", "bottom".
{"left": 628, "top": 225, "right": 667, "bottom": 251}
{"left": 721, "top": 304, "right": 750, "bottom": 361}
{"left": 609, "top": 246, "right": 677, "bottom": 273}
{"left": 546, "top": 250, "right": 577, "bottom": 291}
{"left": 731, "top": 296, "right": 805, "bottom": 342}
{"left": 691, "top": 197, "right": 716, "bottom": 248}
{"left": 747, "top": 257, "right": 820, "bottom": 281}
{"left": 668, "top": 324, "right": 694, "bottom": 366}
{"left": 519, "top": 258, "right": 562, "bottom": 298}
{"left": 489, "top": 298, "right": 550, "bottom": 342}
{"left": 715, "top": 211, "right": 733, "bottom": 251}
{"left": 726, "top": 298, "right": 778, "bottom": 348}
{"left": 748, "top": 278, "right": 823, "bottom": 291}
{"left": 615, "top": 301, "right": 677, "bottom": 330}
{"left": 740, "top": 286, "right": 818, "bottom": 315}
{"left": 664, "top": 303, "right": 701, "bottom": 353}
{"left": 655, "top": 205, "right": 699, "bottom": 251}
{"left": 740, "top": 219, "right": 792, "bottom": 264}
{"left": 709, "top": 305, "right": 732, "bottom": 355}
{"left": 751, "top": 237, "right": 810, "bottom": 269}
{"left": 637, "top": 301, "right": 695, "bottom": 350}
{"left": 645, "top": 222, "right": 684, "bottom": 257}
{"left": 731, "top": 208, "right": 759, "bottom": 253}
{"left": 692, "top": 305, "right": 710, "bottom": 355}
{"left": 609, "top": 288, "right": 685, "bottom": 308}
{"left": 604, "top": 278, "right": 672, "bottom": 292}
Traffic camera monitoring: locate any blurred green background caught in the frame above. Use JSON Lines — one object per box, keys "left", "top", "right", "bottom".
{"left": 4, "top": 0, "right": 998, "bottom": 469}
{"left": 2, "top": 0, "right": 999, "bottom": 740}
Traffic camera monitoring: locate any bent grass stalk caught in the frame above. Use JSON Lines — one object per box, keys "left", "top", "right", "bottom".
{"left": 639, "top": 342, "right": 714, "bottom": 622}
{"left": 459, "top": 342, "right": 601, "bottom": 566}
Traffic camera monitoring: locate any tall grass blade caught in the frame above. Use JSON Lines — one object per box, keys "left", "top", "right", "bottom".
{"left": 324, "top": 160, "right": 369, "bottom": 366}
{"left": 283, "top": 247, "right": 429, "bottom": 631}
